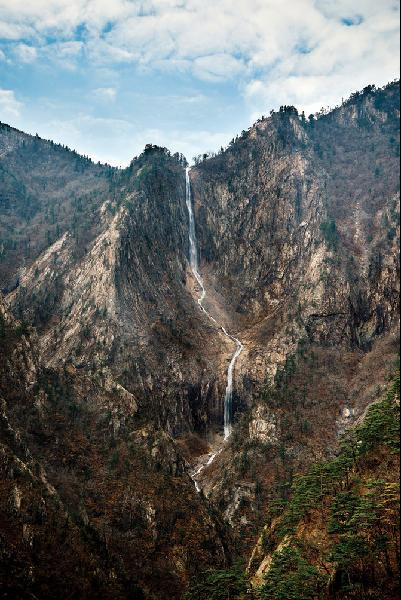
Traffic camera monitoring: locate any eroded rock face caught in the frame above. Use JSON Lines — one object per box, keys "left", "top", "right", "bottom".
{"left": 249, "top": 406, "right": 279, "bottom": 445}
{"left": 181, "top": 83, "right": 400, "bottom": 547}
{"left": 191, "top": 81, "right": 400, "bottom": 409}
{"left": 3, "top": 84, "right": 400, "bottom": 444}
{"left": 0, "top": 82, "right": 400, "bottom": 596}
{"left": 8, "top": 147, "right": 227, "bottom": 437}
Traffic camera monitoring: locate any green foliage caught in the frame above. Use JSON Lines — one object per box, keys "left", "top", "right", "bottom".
{"left": 274, "top": 354, "right": 297, "bottom": 388}
{"left": 329, "top": 478, "right": 400, "bottom": 585}
{"left": 320, "top": 219, "right": 339, "bottom": 251}
{"left": 238, "top": 450, "right": 250, "bottom": 475}
{"left": 277, "top": 459, "right": 338, "bottom": 536}
{"left": 261, "top": 373, "right": 400, "bottom": 599}
{"left": 328, "top": 492, "right": 359, "bottom": 534}
{"left": 259, "top": 546, "right": 328, "bottom": 600}
{"left": 109, "top": 449, "right": 120, "bottom": 470}
{"left": 301, "top": 419, "right": 312, "bottom": 434}
{"left": 279, "top": 105, "right": 299, "bottom": 116}
{"left": 185, "top": 564, "right": 248, "bottom": 600}
{"left": 67, "top": 400, "right": 82, "bottom": 421}
{"left": 0, "top": 311, "right": 29, "bottom": 346}
{"left": 353, "top": 375, "right": 400, "bottom": 454}
{"left": 274, "top": 374, "right": 399, "bottom": 533}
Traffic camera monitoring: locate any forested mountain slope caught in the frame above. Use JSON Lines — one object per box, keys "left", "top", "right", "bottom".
{"left": 186, "top": 372, "right": 400, "bottom": 599}
{"left": 0, "top": 295, "right": 230, "bottom": 599}
{"left": 0, "top": 81, "right": 399, "bottom": 599}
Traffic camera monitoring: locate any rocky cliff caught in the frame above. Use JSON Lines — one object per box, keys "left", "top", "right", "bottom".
{"left": 0, "top": 81, "right": 399, "bottom": 598}
{"left": 187, "top": 82, "right": 400, "bottom": 545}
{"left": 192, "top": 81, "right": 399, "bottom": 381}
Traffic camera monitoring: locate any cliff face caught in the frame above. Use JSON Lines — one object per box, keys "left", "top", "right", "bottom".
{"left": 3, "top": 84, "right": 399, "bottom": 441}
{"left": 0, "top": 143, "right": 233, "bottom": 598}
{"left": 8, "top": 146, "right": 226, "bottom": 437}
{"left": 191, "top": 82, "right": 399, "bottom": 384}
{"left": 0, "top": 82, "right": 400, "bottom": 598}
{"left": 187, "top": 81, "right": 400, "bottom": 545}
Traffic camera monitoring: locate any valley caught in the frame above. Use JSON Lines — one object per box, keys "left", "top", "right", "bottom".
{"left": 0, "top": 81, "right": 399, "bottom": 599}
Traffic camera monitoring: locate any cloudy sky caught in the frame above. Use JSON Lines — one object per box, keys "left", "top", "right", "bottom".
{"left": 0, "top": 0, "right": 399, "bottom": 166}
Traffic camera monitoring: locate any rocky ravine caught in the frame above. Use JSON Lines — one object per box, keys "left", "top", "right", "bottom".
{"left": 187, "top": 81, "right": 400, "bottom": 540}
{"left": 0, "top": 81, "right": 400, "bottom": 598}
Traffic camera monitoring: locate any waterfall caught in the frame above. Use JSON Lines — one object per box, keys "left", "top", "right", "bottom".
{"left": 185, "top": 167, "right": 206, "bottom": 305}
{"left": 185, "top": 167, "right": 200, "bottom": 275}
{"left": 223, "top": 334, "right": 244, "bottom": 440}
{"left": 185, "top": 167, "right": 243, "bottom": 440}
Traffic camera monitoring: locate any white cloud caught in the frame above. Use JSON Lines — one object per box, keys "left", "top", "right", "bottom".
{"left": 52, "top": 41, "right": 83, "bottom": 58}
{"left": 86, "top": 39, "right": 134, "bottom": 65}
{"left": 25, "top": 111, "right": 232, "bottom": 166}
{"left": 0, "top": 89, "right": 23, "bottom": 119}
{"left": 93, "top": 86, "right": 117, "bottom": 101}
{"left": 0, "top": 19, "right": 33, "bottom": 40}
{"left": 38, "top": 40, "right": 84, "bottom": 70}
{"left": 28, "top": 113, "right": 138, "bottom": 165}
{"left": 0, "top": 0, "right": 398, "bottom": 87}
{"left": 244, "top": 3, "right": 400, "bottom": 117}
{"left": 13, "top": 43, "right": 37, "bottom": 63}
{"left": 0, "top": 0, "right": 399, "bottom": 161}
{"left": 192, "top": 54, "right": 246, "bottom": 82}
{"left": 131, "top": 126, "right": 234, "bottom": 164}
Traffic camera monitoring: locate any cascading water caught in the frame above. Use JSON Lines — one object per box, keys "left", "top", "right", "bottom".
{"left": 185, "top": 167, "right": 243, "bottom": 443}
{"left": 185, "top": 167, "right": 206, "bottom": 305}
{"left": 222, "top": 331, "right": 244, "bottom": 440}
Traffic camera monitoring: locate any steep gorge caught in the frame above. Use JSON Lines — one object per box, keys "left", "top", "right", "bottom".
{"left": 187, "top": 81, "right": 400, "bottom": 550}
{"left": 0, "top": 81, "right": 400, "bottom": 598}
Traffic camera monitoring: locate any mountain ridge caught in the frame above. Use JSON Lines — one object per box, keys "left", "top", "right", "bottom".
{"left": 0, "top": 80, "right": 399, "bottom": 599}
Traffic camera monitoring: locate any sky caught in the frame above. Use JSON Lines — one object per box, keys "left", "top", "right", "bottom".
{"left": 0, "top": 0, "right": 399, "bottom": 166}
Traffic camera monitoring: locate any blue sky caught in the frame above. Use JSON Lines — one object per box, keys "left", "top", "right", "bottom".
{"left": 0, "top": 0, "right": 399, "bottom": 166}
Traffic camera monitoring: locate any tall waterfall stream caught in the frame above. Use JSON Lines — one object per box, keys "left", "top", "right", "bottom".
{"left": 185, "top": 168, "right": 244, "bottom": 489}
